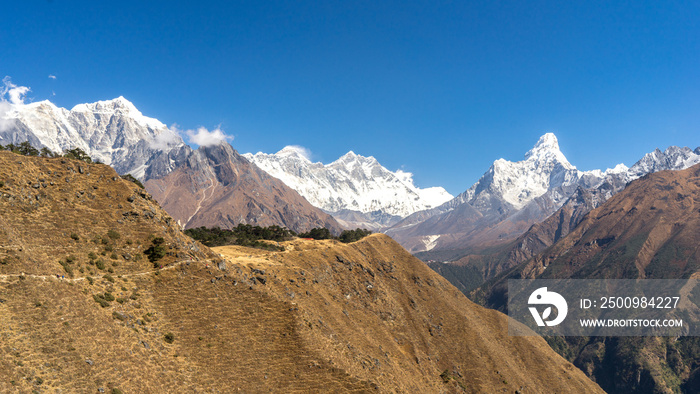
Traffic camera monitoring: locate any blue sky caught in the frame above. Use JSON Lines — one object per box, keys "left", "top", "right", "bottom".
{"left": 2, "top": 1, "right": 699, "bottom": 195}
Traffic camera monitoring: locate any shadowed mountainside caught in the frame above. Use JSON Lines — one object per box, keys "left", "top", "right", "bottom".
{"left": 473, "top": 163, "right": 700, "bottom": 393}
{"left": 144, "top": 143, "right": 342, "bottom": 234}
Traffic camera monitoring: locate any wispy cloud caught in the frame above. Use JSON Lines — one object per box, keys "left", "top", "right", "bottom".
{"left": 281, "top": 145, "right": 312, "bottom": 161}
{"left": 48, "top": 74, "right": 57, "bottom": 80}
{"left": 169, "top": 124, "right": 232, "bottom": 147}
{"left": 1, "top": 76, "right": 30, "bottom": 105}
{"left": 0, "top": 76, "right": 31, "bottom": 132}
{"left": 149, "top": 127, "right": 183, "bottom": 151}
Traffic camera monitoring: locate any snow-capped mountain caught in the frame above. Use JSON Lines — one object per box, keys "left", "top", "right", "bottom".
{"left": 0, "top": 95, "right": 345, "bottom": 232}
{"left": 458, "top": 133, "right": 622, "bottom": 211}
{"left": 388, "top": 133, "right": 700, "bottom": 255}
{"left": 0, "top": 97, "right": 186, "bottom": 179}
{"left": 243, "top": 147, "right": 453, "bottom": 227}
{"left": 626, "top": 146, "right": 700, "bottom": 180}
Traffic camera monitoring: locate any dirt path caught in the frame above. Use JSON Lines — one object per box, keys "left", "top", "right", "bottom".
{"left": 0, "top": 257, "right": 220, "bottom": 284}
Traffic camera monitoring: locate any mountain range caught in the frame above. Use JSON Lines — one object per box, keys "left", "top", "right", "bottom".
{"left": 244, "top": 147, "right": 452, "bottom": 229}
{"left": 388, "top": 134, "right": 700, "bottom": 258}
{"left": 0, "top": 97, "right": 341, "bottom": 232}
{"left": 4, "top": 96, "right": 699, "bottom": 257}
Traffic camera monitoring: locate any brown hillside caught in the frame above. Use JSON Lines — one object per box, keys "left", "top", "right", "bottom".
{"left": 144, "top": 143, "right": 342, "bottom": 233}
{"left": 527, "top": 163, "right": 700, "bottom": 280}
{"left": 476, "top": 163, "right": 700, "bottom": 393}
{"left": 0, "top": 151, "right": 219, "bottom": 277}
{"left": 0, "top": 152, "right": 601, "bottom": 392}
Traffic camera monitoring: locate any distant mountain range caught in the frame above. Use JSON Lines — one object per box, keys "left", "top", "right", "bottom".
{"left": 244, "top": 147, "right": 452, "bottom": 229}
{"left": 0, "top": 97, "right": 186, "bottom": 179}
{"left": 0, "top": 97, "right": 339, "bottom": 232}
{"left": 387, "top": 134, "right": 700, "bottom": 257}
{"left": 3, "top": 96, "right": 699, "bottom": 252}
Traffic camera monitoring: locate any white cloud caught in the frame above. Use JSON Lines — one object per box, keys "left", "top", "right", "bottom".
{"left": 1, "top": 76, "right": 30, "bottom": 105}
{"left": 48, "top": 74, "right": 57, "bottom": 80}
{"left": 149, "top": 127, "right": 183, "bottom": 151}
{"left": 169, "top": 124, "right": 232, "bottom": 147}
{"left": 282, "top": 145, "right": 312, "bottom": 161}
{"left": 394, "top": 169, "right": 416, "bottom": 187}
{"left": 0, "top": 76, "right": 31, "bottom": 132}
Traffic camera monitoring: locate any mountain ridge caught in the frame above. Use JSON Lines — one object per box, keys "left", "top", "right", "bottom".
{"left": 244, "top": 146, "right": 453, "bottom": 229}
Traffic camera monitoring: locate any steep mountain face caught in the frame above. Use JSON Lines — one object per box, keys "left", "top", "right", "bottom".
{"left": 0, "top": 152, "right": 603, "bottom": 393}
{"left": 523, "top": 163, "right": 700, "bottom": 280}
{"left": 244, "top": 147, "right": 453, "bottom": 229}
{"left": 474, "top": 163, "right": 700, "bottom": 394}
{"left": 0, "top": 97, "right": 187, "bottom": 179}
{"left": 387, "top": 133, "right": 624, "bottom": 254}
{"left": 144, "top": 143, "right": 343, "bottom": 233}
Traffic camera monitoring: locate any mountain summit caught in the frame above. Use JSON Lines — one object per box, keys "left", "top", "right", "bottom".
{"left": 386, "top": 133, "right": 625, "bottom": 253}
{"left": 1, "top": 97, "right": 186, "bottom": 179}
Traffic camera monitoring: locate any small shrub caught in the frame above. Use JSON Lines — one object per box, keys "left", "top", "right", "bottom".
{"left": 112, "top": 388, "right": 124, "bottom": 394}
{"left": 116, "top": 297, "right": 126, "bottom": 304}
{"left": 103, "top": 292, "right": 115, "bottom": 301}
{"left": 104, "top": 245, "right": 113, "bottom": 252}
{"left": 107, "top": 267, "right": 114, "bottom": 273}
{"left": 93, "top": 294, "right": 110, "bottom": 308}
{"left": 63, "top": 147, "right": 92, "bottom": 163}
{"left": 0, "top": 180, "right": 4, "bottom": 188}
{"left": 70, "top": 233, "right": 79, "bottom": 241}
{"left": 164, "top": 332, "right": 175, "bottom": 344}
{"left": 144, "top": 237, "right": 166, "bottom": 265}
{"left": 121, "top": 174, "right": 144, "bottom": 189}
{"left": 95, "top": 259, "right": 105, "bottom": 270}
{"left": 107, "top": 230, "right": 121, "bottom": 240}
{"left": 104, "top": 274, "right": 115, "bottom": 283}
{"left": 110, "top": 252, "right": 118, "bottom": 260}
{"left": 87, "top": 252, "right": 97, "bottom": 260}
{"left": 86, "top": 276, "right": 94, "bottom": 285}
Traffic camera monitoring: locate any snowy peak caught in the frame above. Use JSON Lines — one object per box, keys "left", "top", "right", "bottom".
{"left": 245, "top": 147, "right": 453, "bottom": 220}
{"left": 1, "top": 97, "right": 186, "bottom": 179}
{"left": 525, "top": 132, "right": 560, "bottom": 157}
{"left": 460, "top": 133, "right": 584, "bottom": 210}
{"left": 523, "top": 132, "right": 573, "bottom": 169}
{"left": 627, "top": 145, "right": 700, "bottom": 180}
{"left": 70, "top": 96, "right": 165, "bottom": 130}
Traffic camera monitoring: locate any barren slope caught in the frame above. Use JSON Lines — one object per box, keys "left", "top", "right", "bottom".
{"left": 144, "top": 143, "right": 342, "bottom": 233}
